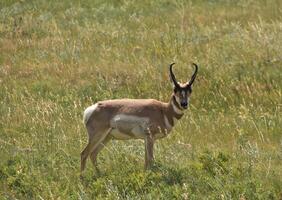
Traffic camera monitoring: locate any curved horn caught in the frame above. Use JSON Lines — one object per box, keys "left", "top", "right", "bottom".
{"left": 169, "top": 63, "right": 180, "bottom": 88}
{"left": 187, "top": 63, "right": 198, "bottom": 87}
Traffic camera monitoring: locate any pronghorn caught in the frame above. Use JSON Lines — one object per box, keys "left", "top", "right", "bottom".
{"left": 81, "top": 63, "right": 198, "bottom": 173}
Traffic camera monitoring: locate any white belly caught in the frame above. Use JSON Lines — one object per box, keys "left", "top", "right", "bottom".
{"left": 109, "top": 114, "right": 150, "bottom": 140}
{"left": 109, "top": 129, "right": 134, "bottom": 140}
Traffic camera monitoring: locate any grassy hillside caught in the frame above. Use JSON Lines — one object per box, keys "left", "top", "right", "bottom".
{"left": 0, "top": 0, "right": 281, "bottom": 199}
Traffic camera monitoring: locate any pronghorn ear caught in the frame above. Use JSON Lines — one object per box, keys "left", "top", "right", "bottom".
{"left": 170, "top": 81, "right": 180, "bottom": 92}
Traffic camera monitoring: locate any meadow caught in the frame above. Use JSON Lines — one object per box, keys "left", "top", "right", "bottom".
{"left": 0, "top": 0, "right": 281, "bottom": 199}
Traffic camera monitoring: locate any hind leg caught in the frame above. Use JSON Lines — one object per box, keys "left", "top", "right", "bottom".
{"left": 80, "top": 127, "right": 111, "bottom": 173}
{"left": 90, "top": 135, "right": 111, "bottom": 172}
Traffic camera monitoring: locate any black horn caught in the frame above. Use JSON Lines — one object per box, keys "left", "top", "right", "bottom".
{"left": 169, "top": 63, "right": 180, "bottom": 88}
{"left": 187, "top": 63, "right": 198, "bottom": 87}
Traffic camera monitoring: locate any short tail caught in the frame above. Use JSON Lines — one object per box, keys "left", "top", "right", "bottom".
{"left": 83, "top": 103, "right": 98, "bottom": 125}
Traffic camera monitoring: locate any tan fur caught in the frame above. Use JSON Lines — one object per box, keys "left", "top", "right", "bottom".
{"left": 81, "top": 95, "right": 184, "bottom": 172}
{"left": 80, "top": 63, "right": 198, "bottom": 173}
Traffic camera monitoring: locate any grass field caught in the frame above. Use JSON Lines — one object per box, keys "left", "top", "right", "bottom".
{"left": 0, "top": 0, "right": 282, "bottom": 199}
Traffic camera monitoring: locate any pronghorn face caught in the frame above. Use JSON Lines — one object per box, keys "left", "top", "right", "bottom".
{"left": 173, "top": 84, "right": 192, "bottom": 109}
{"left": 169, "top": 63, "right": 198, "bottom": 110}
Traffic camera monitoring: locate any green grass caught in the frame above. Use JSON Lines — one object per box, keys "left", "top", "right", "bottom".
{"left": 0, "top": 0, "right": 282, "bottom": 199}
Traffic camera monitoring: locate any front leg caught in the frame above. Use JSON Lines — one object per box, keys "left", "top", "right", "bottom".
{"left": 144, "top": 133, "right": 154, "bottom": 170}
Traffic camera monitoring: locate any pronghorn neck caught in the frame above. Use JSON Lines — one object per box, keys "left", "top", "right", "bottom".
{"left": 163, "top": 94, "right": 184, "bottom": 129}
{"left": 168, "top": 94, "right": 184, "bottom": 115}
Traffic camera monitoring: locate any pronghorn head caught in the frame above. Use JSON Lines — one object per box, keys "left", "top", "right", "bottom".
{"left": 169, "top": 63, "right": 198, "bottom": 109}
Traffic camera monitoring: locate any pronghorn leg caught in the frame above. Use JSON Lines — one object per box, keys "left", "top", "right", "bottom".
{"left": 90, "top": 135, "right": 111, "bottom": 172}
{"left": 144, "top": 134, "right": 154, "bottom": 170}
{"left": 81, "top": 140, "right": 92, "bottom": 173}
{"left": 80, "top": 127, "right": 111, "bottom": 173}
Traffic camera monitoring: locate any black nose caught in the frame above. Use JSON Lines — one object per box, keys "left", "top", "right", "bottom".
{"left": 181, "top": 102, "right": 188, "bottom": 108}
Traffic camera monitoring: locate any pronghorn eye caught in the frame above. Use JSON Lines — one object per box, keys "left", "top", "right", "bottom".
{"left": 174, "top": 87, "right": 180, "bottom": 93}
{"left": 186, "top": 87, "right": 192, "bottom": 94}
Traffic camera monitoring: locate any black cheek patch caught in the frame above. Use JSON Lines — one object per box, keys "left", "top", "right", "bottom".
{"left": 174, "top": 87, "right": 181, "bottom": 94}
